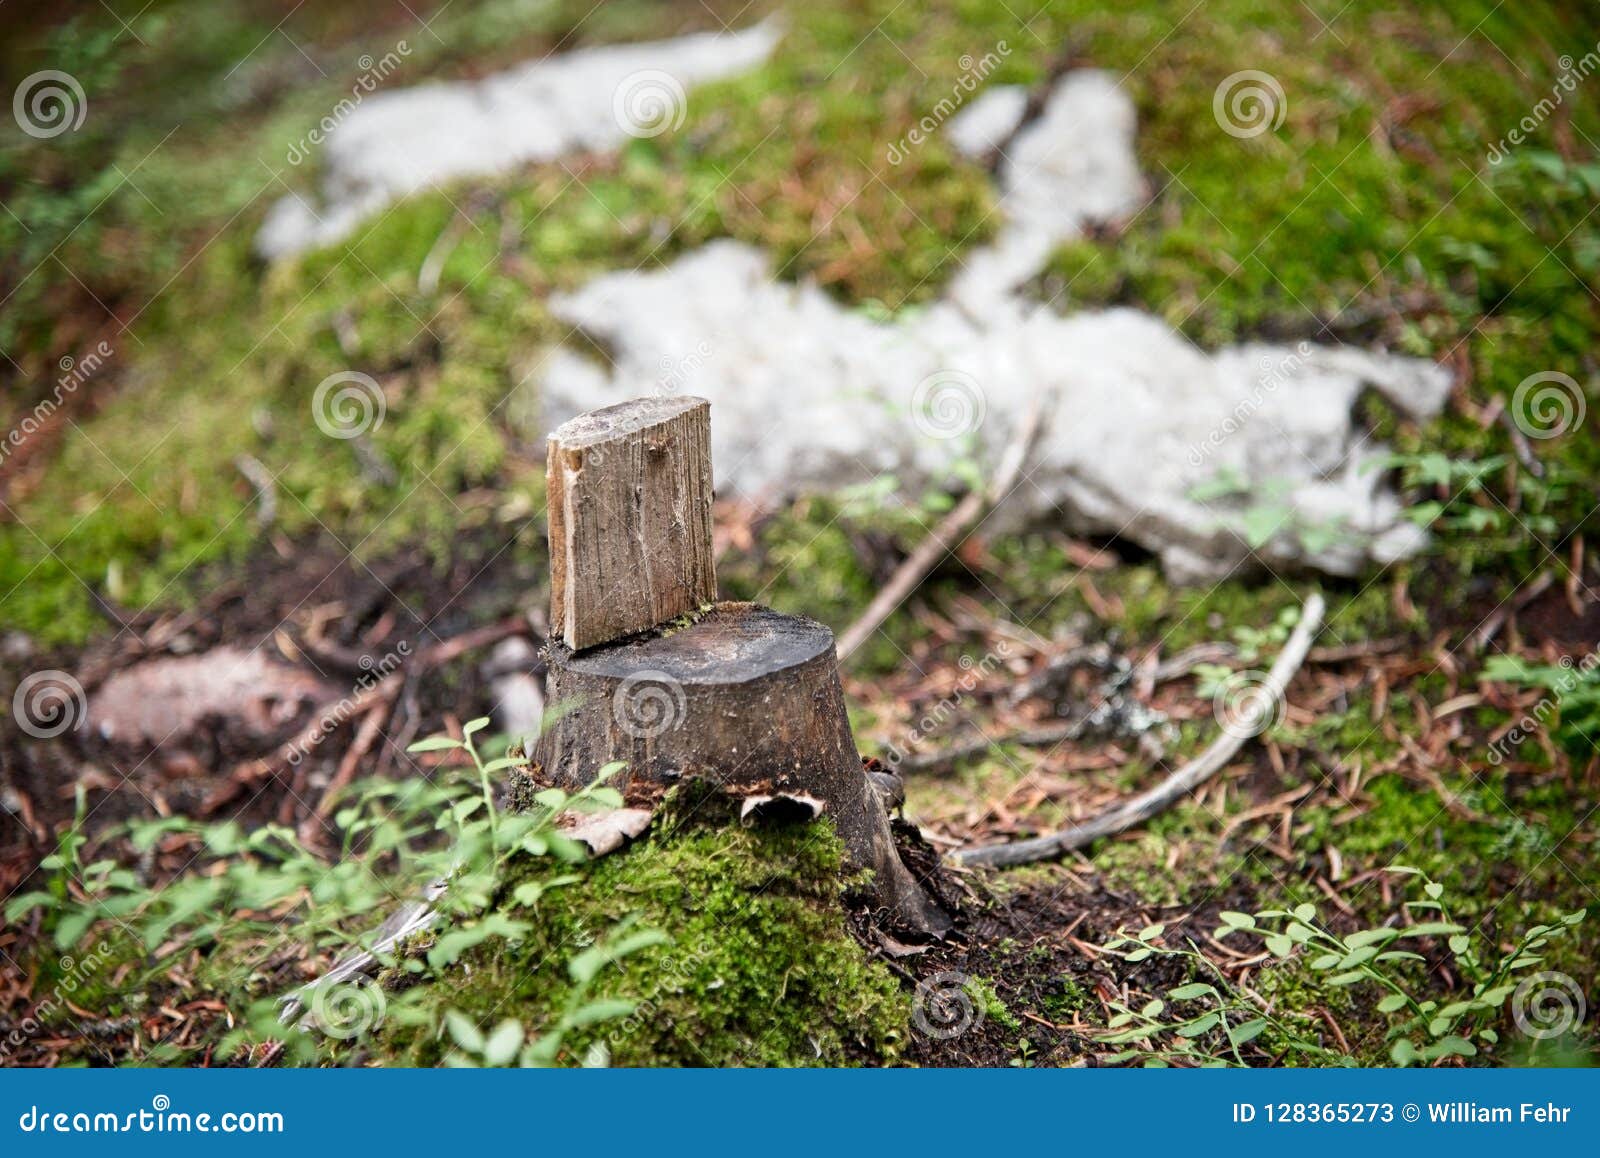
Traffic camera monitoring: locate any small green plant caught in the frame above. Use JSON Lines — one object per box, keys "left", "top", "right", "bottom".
{"left": 1098, "top": 871, "right": 1588, "bottom": 1067}
{"left": 440, "top": 918, "right": 668, "bottom": 1068}
{"left": 1481, "top": 654, "right": 1600, "bottom": 760}
{"left": 1374, "top": 451, "right": 1572, "bottom": 544}
{"left": 1099, "top": 922, "right": 1345, "bottom": 1067}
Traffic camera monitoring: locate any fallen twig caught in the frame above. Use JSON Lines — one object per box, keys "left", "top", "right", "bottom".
{"left": 234, "top": 455, "right": 276, "bottom": 528}
{"left": 837, "top": 402, "right": 1046, "bottom": 661}
{"left": 953, "top": 592, "right": 1326, "bottom": 869}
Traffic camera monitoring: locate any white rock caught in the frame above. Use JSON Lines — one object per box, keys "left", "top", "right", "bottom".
{"left": 257, "top": 20, "right": 783, "bottom": 259}
{"left": 539, "top": 71, "right": 1451, "bottom": 581}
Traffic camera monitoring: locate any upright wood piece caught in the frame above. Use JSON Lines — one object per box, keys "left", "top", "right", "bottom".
{"left": 547, "top": 396, "right": 717, "bottom": 650}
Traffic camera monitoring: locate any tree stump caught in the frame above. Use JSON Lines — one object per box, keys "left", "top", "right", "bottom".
{"left": 533, "top": 396, "right": 949, "bottom": 935}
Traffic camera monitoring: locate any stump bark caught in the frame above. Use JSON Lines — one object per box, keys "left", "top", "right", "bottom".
{"left": 536, "top": 601, "right": 950, "bottom": 934}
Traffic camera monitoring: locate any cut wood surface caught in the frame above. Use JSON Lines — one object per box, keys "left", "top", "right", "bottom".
{"left": 547, "top": 395, "right": 717, "bottom": 650}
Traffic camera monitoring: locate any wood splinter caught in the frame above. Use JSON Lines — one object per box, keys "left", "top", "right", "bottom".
{"left": 536, "top": 396, "right": 950, "bottom": 935}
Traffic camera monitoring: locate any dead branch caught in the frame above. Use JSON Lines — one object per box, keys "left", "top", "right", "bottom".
{"left": 837, "top": 402, "right": 1046, "bottom": 662}
{"left": 953, "top": 592, "right": 1325, "bottom": 869}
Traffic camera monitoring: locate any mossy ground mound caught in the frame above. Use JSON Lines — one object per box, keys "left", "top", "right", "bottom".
{"left": 366, "top": 793, "right": 910, "bottom": 1067}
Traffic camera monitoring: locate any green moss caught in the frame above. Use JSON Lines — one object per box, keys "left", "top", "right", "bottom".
{"left": 967, "top": 975, "right": 1021, "bottom": 1034}
{"left": 367, "top": 793, "right": 910, "bottom": 1067}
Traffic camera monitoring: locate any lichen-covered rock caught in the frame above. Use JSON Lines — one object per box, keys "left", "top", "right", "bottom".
{"left": 538, "top": 72, "right": 1451, "bottom": 581}
{"left": 256, "top": 20, "right": 782, "bottom": 258}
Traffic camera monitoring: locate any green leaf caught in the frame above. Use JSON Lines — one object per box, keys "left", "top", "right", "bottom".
{"left": 1292, "top": 903, "right": 1317, "bottom": 923}
{"left": 1343, "top": 927, "right": 1399, "bottom": 949}
{"left": 1447, "top": 935, "right": 1471, "bottom": 955}
{"left": 483, "top": 1020, "right": 524, "bottom": 1066}
{"left": 1264, "top": 934, "right": 1293, "bottom": 958}
{"left": 1242, "top": 504, "right": 1286, "bottom": 548}
{"left": 1327, "top": 971, "right": 1366, "bottom": 986}
{"left": 1390, "top": 1038, "right": 1420, "bottom": 1066}
{"left": 1424, "top": 1035, "right": 1477, "bottom": 1060}
{"left": 581, "top": 787, "right": 626, "bottom": 810}
{"left": 568, "top": 929, "right": 669, "bottom": 984}
{"left": 534, "top": 788, "right": 569, "bottom": 811}
{"left": 444, "top": 1010, "right": 484, "bottom": 1054}
{"left": 1376, "top": 994, "right": 1409, "bottom": 1013}
{"left": 1124, "top": 948, "right": 1152, "bottom": 963}
{"left": 565, "top": 999, "right": 638, "bottom": 1029}
{"left": 1309, "top": 952, "right": 1342, "bottom": 971}
{"left": 1228, "top": 1018, "right": 1268, "bottom": 1046}
{"left": 1218, "top": 911, "right": 1256, "bottom": 929}
{"left": 54, "top": 909, "right": 95, "bottom": 951}
{"left": 1167, "top": 983, "right": 1217, "bottom": 1001}
{"left": 408, "top": 736, "right": 464, "bottom": 753}
{"left": 1178, "top": 1012, "right": 1220, "bottom": 1037}
{"left": 463, "top": 717, "right": 491, "bottom": 737}
{"left": 1424, "top": 881, "right": 1444, "bottom": 900}
{"left": 4, "top": 891, "right": 55, "bottom": 921}
{"left": 1399, "top": 921, "right": 1466, "bottom": 938}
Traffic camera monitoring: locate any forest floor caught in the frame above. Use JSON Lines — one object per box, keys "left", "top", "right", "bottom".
{"left": 2, "top": 0, "right": 1597, "bottom": 1067}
